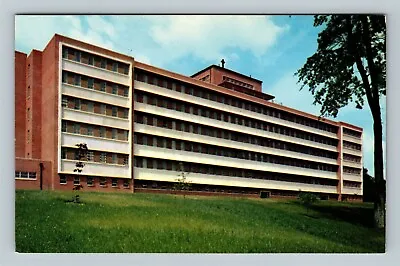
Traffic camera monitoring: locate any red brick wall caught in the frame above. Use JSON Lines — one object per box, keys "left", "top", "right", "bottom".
{"left": 15, "top": 158, "right": 52, "bottom": 190}
{"left": 15, "top": 52, "right": 27, "bottom": 158}
{"left": 211, "top": 67, "right": 262, "bottom": 92}
{"left": 192, "top": 69, "right": 211, "bottom": 83}
{"left": 41, "top": 36, "right": 59, "bottom": 190}
{"left": 26, "top": 50, "right": 43, "bottom": 159}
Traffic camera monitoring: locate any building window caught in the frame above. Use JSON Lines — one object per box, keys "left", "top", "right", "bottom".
{"left": 101, "top": 58, "right": 107, "bottom": 69}
{"left": 123, "top": 109, "right": 129, "bottom": 119}
{"left": 74, "top": 176, "right": 80, "bottom": 185}
{"left": 100, "top": 127, "right": 105, "bottom": 138}
{"left": 87, "top": 176, "right": 94, "bottom": 186}
{"left": 112, "top": 62, "right": 118, "bottom": 72}
{"left": 112, "top": 154, "right": 118, "bottom": 164}
{"left": 88, "top": 56, "right": 94, "bottom": 66}
{"left": 100, "top": 104, "right": 106, "bottom": 115}
{"left": 101, "top": 82, "right": 106, "bottom": 92}
{"left": 74, "top": 124, "right": 80, "bottom": 134}
{"left": 123, "top": 156, "right": 129, "bottom": 165}
{"left": 61, "top": 149, "right": 66, "bottom": 159}
{"left": 88, "top": 78, "right": 94, "bottom": 89}
{"left": 87, "top": 126, "right": 93, "bottom": 136}
{"left": 74, "top": 75, "right": 81, "bottom": 87}
{"left": 87, "top": 102, "right": 94, "bottom": 112}
{"left": 123, "top": 179, "right": 130, "bottom": 188}
{"left": 112, "top": 106, "right": 117, "bottom": 117}
{"left": 61, "top": 121, "right": 67, "bottom": 132}
{"left": 62, "top": 72, "right": 67, "bottom": 83}
{"left": 74, "top": 150, "right": 81, "bottom": 160}
{"left": 124, "top": 131, "right": 128, "bottom": 140}
{"left": 60, "top": 175, "right": 67, "bottom": 184}
{"left": 15, "top": 171, "right": 36, "bottom": 179}
{"left": 74, "top": 99, "right": 81, "bottom": 110}
{"left": 74, "top": 51, "right": 81, "bottom": 62}
{"left": 124, "top": 88, "right": 129, "bottom": 97}
{"left": 62, "top": 47, "right": 68, "bottom": 59}
{"left": 112, "top": 84, "right": 118, "bottom": 94}
{"left": 100, "top": 152, "right": 107, "bottom": 163}
{"left": 62, "top": 97, "right": 68, "bottom": 107}
{"left": 100, "top": 177, "right": 106, "bottom": 186}
{"left": 112, "top": 129, "right": 117, "bottom": 139}
{"left": 124, "top": 65, "right": 129, "bottom": 75}
{"left": 112, "top": 178, "right": 118, "bottom": 187}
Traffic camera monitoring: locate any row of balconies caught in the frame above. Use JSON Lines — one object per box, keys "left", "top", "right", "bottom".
{"left": 134, "top": 81, "right": 339, "bottom": 140}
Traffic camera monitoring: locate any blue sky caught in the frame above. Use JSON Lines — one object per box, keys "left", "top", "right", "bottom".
{"left": 14, "top": 15, "right": 386, "bottom": 176}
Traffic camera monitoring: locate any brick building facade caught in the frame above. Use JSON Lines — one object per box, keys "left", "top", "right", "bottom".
{"left": 14, "top": 34, "right": 363, "bottom": 201}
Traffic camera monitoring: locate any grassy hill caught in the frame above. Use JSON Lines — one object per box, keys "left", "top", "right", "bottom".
{"left": 15, "top": 190, "right": 385, "bottom": 253}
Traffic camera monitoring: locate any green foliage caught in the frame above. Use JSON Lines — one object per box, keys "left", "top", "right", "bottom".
{"left": 295, "top": 15, "right": 386, "bottom": 228}
{"left": 173, "top": 162, "right": 192, "bottom": 197}
{"left": 15, "top": 190, "right": 384, "bottom": 253}
{"left": 298, "top": 192, "right": 319, "bottom": 208}
{"left": 295, "top": 15, "right": 386, "bottom": 117}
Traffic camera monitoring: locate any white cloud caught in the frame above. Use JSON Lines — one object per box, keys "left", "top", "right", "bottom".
{"left": 15, "top": 15, "right": 115, "bottom": 54}
{"left": 86, "top": 16, "right": 116, "bottom": 39}
{"left": 146, "top": 15, "right": 288, "bottom": 63}
{"left": 15, "top": 15, "right": 289, "bottom": 71}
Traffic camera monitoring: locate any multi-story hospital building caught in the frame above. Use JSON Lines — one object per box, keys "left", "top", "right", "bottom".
{"left": 14, "top": 34, "right": 363, "bottom": 200}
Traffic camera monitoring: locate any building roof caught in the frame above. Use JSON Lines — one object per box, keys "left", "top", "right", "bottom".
{"left": 191, "top": 64, "right": 263, "bottom": 84}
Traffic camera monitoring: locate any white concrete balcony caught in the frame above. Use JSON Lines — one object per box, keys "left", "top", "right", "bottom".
{"left": 342, "top": 187, "right": 362, "bottom": 196}
{"left": 343, "top": 173, "right": 362, "bottom": 182}
{"left": 62, "top": 108, "right": 130, "bottom": 130}
{"left": 133, "top": 145, "right": 338, "bottom": 180}
{"left": 343, "top": 134, "right": 362, "bottom": 145}
{"left": 134, "top": 102, "right": 338, "bottom": 153}
{"left": 62, "top": 59, "right": 131, "bottom": 86}
{"left": 342, "top": 147, "right": 362, "bottom": 157}
{"left": 62, "top": 83, "right": 130, "bottom": 108}
{"left": 135, "top": 81, "right": 338, "bottom": 140}
{"left": 60, "top": 159, "right": 130, "bottom": 178}
{"left": 134, "top": 168, "right": 338, "bottom": 194}
{"left": 135, "top": 123, "right": 338, "bottom": 166}
{"left": 343, "top": 160, "right": 362, "bottom": 169}
{"left": 61, "top": 132, "right": 130, "bottom": 154}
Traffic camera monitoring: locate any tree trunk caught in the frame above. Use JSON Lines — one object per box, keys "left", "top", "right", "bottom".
{"left": 372, "top": 109, "right": 386, "bottom": 228}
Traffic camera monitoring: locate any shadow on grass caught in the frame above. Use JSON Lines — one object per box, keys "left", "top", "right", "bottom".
{"left": 309, "top": 203, "right": 375, "bottom": 228}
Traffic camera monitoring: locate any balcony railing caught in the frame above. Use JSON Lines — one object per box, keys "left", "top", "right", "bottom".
{"left": 134, "top": 167, "right": 338, "bottom": 194}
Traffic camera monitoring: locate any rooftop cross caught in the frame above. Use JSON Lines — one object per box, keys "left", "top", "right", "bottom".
{"left": 221, "top": 58, "right": 225, "bottom": 68}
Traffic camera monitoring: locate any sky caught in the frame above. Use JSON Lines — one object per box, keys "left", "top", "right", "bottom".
{"left": 14, "top": 15, "right": 386, "bottom": 176}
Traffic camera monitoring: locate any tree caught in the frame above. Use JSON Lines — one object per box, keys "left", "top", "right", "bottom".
{"left": 295, "top": 15, "right": 386, "bottom": 228}
{"left": 72, "top": 143, "right": 88, "bottom": 203}
{"left": 298, "top": 191, "right": 319, "bottom": 215}
{"left": 173, "top": 162, "right": 192, "bottom": 198}
{"left": 363, "top": 168, "right": 375, "bottom": 202}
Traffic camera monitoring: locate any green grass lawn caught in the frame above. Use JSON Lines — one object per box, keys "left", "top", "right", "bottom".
{"left": 15, "top": 190, "right": 385, "bottom": 253}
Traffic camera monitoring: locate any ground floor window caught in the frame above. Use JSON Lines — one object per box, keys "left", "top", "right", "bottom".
{"left": 123, "top": 179, "right": 130, "bottom": 188}
{"left": 112, "top": 178, "right": 118, "bottom": 187}
{"left": 60, "top": 175, "right": 67, "bottom": 184}
{"left": 15, "top": 171, "right": 36, "bottom": 179}
{"left": 74, "top": 176, "right": 80, "bottom": 185}
{"left": 87, "top": 176, "right": 94, "bottom": 186}
{"left": 100, "top": 177, "right": 106, "bottom": 186}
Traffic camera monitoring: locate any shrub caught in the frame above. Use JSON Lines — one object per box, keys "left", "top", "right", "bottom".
{"left": 298, "top": 192, "right": 319, "bottom": 213}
